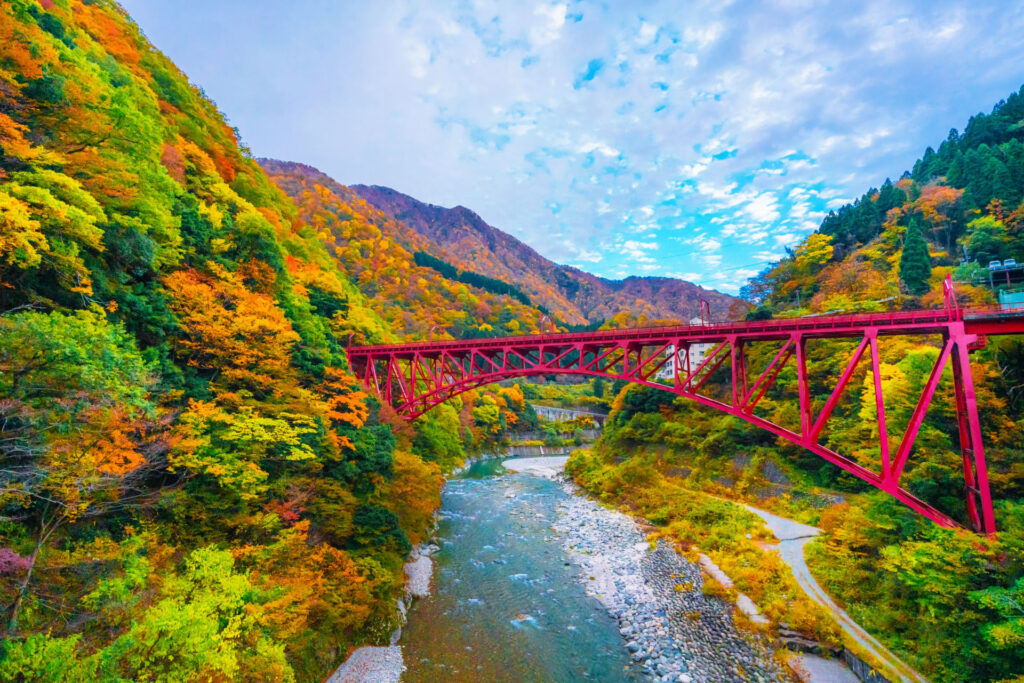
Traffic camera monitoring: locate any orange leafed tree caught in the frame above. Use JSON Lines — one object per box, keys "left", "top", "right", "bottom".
{"left": 164, "top": 265, "right": 300, "bottom": 392}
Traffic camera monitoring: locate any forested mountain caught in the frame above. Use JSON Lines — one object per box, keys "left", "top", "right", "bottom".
{"left": 349, "top": 183, "right": 741, "bottom": 324}
{"left": 260, "top": 160, "right": 550, "bottom": 340}
{"left": 744, "top": 85, "right": 1024, "bottom": 314}
{"left": 0, "top": 2, "right": 535, "bottom": 681}
{"left": 570, "top": 85, "right": 1024, "bottom": 681}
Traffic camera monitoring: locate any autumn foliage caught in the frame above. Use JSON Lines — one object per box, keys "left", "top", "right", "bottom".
{"left": 0, "top": 2, "right": 456, "bottom": 681}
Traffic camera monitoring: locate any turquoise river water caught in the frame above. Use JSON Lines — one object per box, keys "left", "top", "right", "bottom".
{"left": 401, "top": 458, "right": 643, "bottom": 681}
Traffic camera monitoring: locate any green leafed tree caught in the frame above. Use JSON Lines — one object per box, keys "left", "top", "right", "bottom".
{"left": 899, "top": 219, "right": 932, "bottom": 296}
{"left": 0, "top": 307, "right": 157, "bottom": 635}
{"left": 971, "top": 575, "right": 1024, "bottom": 653}
{"left": 962, "top": 215, "right": 1009, "bottom": 265}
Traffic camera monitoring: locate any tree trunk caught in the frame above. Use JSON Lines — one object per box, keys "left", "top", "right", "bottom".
{"left": 6, "top": 516, "right": 57, "bottom": 637}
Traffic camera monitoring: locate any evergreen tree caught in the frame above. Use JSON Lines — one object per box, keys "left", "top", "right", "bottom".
{"left": 946, "top": 152, "right": 965, "bottom": 186}
{"left": 914, "top": 146, "right": 937, "bottom": 181}
{"left": 899, "top": 220, "right": 932, "bottom": 296}
{"left": 990, "top": 156, "right": 1016, "bottom": 205}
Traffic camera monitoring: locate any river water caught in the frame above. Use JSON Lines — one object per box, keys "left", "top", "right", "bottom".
{"left": 401, "top": 457, "right": 643, "bottom": 681}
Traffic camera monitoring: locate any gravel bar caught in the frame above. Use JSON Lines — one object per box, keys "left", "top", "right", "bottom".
{"left": 553, "top": 478, "right": 788, "bottom": 682}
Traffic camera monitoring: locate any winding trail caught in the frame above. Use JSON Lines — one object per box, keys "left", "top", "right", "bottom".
{"left": 738, "top": 504, "right": 928, "bottom": 683}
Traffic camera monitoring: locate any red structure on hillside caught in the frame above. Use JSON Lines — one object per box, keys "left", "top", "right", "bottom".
{"left": 348, "top": 281, "right": 1024, "bottom": 535}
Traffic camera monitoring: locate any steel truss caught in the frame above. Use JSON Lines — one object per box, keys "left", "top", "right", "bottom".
{"left": 349, "top": 287, "right": 1024, "bottom": 535}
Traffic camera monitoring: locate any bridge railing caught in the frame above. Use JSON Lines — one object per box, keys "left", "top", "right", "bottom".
{"left": 966, "top": 302, "right": 1024, "bottom": 315}
{"left": 350, "top": 305, "right": 988, "bottom": 354}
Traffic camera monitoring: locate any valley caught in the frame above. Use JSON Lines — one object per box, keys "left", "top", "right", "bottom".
{"left": 1, "top": 2, "right": 1024, "bottom": 683}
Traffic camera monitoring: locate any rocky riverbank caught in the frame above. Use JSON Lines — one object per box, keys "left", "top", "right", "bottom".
{"left": 331, "top": 455, "right": 794, "bottom": 682}
{"left": 553, "top": 477, "right": 789, "bottom": 683}
{"left": 328, "top": 542, "right": 438, "bottom": 682}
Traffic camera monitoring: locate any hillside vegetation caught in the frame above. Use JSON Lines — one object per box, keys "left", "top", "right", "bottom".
{"left": 260, "top": 160, "right": 554, "bottom": 340}
{"left": 568, "top": 86, "right": 1024, "bottom": 682}
{"left": 0, "top": 2, "right": 540, "bottom": 680}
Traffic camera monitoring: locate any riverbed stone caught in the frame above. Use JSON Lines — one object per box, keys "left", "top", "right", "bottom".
{"left": 553, "top": 476, "right": 788, "bottom": 683}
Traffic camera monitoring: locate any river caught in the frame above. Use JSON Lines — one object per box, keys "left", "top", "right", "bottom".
{"left": 331, "top": 456, "right": 865, "bottom": 683}
{"left": 400, "top": 457, "right": 644, "bottom": 681}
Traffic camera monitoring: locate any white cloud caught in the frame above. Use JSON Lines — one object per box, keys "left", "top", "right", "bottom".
{"left": 742, "top": 192, "right": 780, "bottom": 223}
{"left": 406, "top": 39, "right": 431, "bottom": 78}
{"left": 677, "top": 161, "right": 708, "bottom": 180}
{"left": 578, "top": 141, "right": 620, "bottom": 157}
{"left": 530, "top": 3, "right": 567, "bottom": 46}
{"left": 623, "top": 239, "right": 656, "bottom": 248}
{"left": 637, "top": 21, "right": 658, "bottom": 45}
{"left": 570, "top": 248, "right": 603, "bottom": 262}
{"left": 127, "top": 0, "right": 1024, "bottom": 295}
{"left": 683, "top": 23, "right": 722, "bottom": 50}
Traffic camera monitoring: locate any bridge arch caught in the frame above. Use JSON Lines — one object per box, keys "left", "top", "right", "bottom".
{"left": 349, "top": 305, "right": 1024, "bottom": 535}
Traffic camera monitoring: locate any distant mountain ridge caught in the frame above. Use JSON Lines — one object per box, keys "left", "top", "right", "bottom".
{"left": 258, "top": 159, "right": 552, "bottom": 340}
{"left": 347, "top": 183, "right": 741, "bottom": 324}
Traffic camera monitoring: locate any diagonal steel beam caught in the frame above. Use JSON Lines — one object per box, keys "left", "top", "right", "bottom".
{"left": 889, "top": 337, "right": 954, "bottom": 484}
{"left": 810, "top": 335, "right": 869, "bottom": 441}
{"left": 743, "top": 339, "right": 795, "bottom": 414}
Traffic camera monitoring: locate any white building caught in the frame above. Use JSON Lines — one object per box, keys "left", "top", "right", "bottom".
{"left": 655, "top": 317, "right": 713, "bottom": 382}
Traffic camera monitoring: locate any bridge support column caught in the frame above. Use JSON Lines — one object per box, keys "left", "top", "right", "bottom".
{"left": 795, "top": 334, "right": 811, "bottom": 438}
{"left": 949, "top": 323, "right": 996, "bottom": 535}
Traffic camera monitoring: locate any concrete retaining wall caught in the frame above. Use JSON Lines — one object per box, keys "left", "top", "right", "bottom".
{"left": 843, "top": 650, "right": 893, "bottom": 683}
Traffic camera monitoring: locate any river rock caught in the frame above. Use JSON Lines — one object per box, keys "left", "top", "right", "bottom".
{"left": 553, "top": 476, "right": 788, "bottom": 682}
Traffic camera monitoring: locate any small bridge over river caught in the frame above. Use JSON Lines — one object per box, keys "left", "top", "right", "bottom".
{"left": 529, "top": 403, "right": 608, "bottom": 427}
{"left": 348, "top": 280, "right": 1024, "bottom": 535}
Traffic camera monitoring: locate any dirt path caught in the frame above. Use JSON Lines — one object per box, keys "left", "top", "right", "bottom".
{"left": 738, "top": 504, "right": 928, "bottom": 683}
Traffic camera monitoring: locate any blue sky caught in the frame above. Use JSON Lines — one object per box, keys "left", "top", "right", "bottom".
{"left": 121, "top": 0, "right": 1024, "bottom": 294}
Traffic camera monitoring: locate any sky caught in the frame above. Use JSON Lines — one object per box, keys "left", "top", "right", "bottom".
{"left": 120, "top": 0, "right": 1024, "bottom": 294}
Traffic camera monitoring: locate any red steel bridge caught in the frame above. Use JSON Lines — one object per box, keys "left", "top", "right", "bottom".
{"left": 348, "top": 281, "right": 1024, "bottom": 535}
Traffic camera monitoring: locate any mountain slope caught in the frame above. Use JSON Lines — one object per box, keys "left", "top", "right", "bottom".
{"left": 348, "top": 184, "right": 742, "bottom": 324}
{"left": 0, "top": 3, "right": 493, "bottom": 681}
{"left": 259, "top": 159, "right": 549, "bottom": 339}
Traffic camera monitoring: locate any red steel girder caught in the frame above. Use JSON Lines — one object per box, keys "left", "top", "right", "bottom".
{"left": 347, "top": 307, "right": 1022, "bottom": 535}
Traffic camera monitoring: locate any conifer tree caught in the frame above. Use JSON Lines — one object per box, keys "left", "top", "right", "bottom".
{"left": 899, "top": 219, "right": 932, "bottom": 296}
